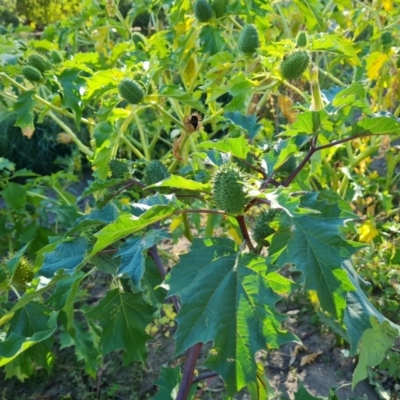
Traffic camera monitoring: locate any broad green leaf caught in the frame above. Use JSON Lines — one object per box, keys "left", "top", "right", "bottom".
{"left": 153, "top": 366, "right": 197, "bottom": 400}
{"left": 342, "top": 260, "right": 400, "bottom": 354}
{"left": 0, "top": 303, "right": 56, "bottom": 367}
{"left": 46, "top": 272, "right": 86, "bottom": 332}
{"left": 164, "top": 238, "right": 297, "bottom": 395}
{"left": 12, "top": 91, "right": 35, "bottom": 134}
{"left": 58, "top": 69, "right": 86, "bottom": 128}
{"left": 224, "top": 111, "right": 262, "bottom": 141}
{"left": 311, "top": 34, "right": 360, "bottom": 64}
{"left": 86, "top": 289, "right": 155, "bottom": 365}
{"left": 39, "top": 237, "right": 89, "bottom": 278}
{"left": 60, "top": 320, "right": 101, "bottom": 377}
{"left": 67, "top": 203, "right": 119, "bottom": 235}
{"left": 1, "top": 182, "right": 26, "bottom": 211}
{"left": 80, "top": 178, "right": 125, "bottom": 198}
{"left": 287, "top": 110, "right": 332, "bottom": 135}
{"left": 353, "top": 318, "right": 399, "bottom": 388}
{"left": 199, "top": 26, "right": 225, "bottom": 55}
{"left": 293, "top": 0, "right": 325, "bottom": 32}
{"left": 148, "top": 175, "right": 210, "bottom": 192}
{"left": 0, "top": 158, "right": 15, "bottom": 171}
{"left": 90, "top": 202, "right": 178, "bottom": 255}
{"left": 198, "top": 135, "right": 251, "bottom": 159}
{"left": 332, "top": 83, "right": 366, "bottom": 108}
{"left": 268, "top": 193, "right": 361, "bottom": 318}
{"left": 352, "top": 116, "right": 400, "bottom": 136}
{"left": 92, "top": 139, "right": 113, "bottom": 180}
{"left": 158, "top": 85, "right": 205, "bottom": 112}
{"left": 224, "top": 72, "right": 257, "bottom": 112}
{"left": 115, "top": 229, "right": 169, "bottom": 289}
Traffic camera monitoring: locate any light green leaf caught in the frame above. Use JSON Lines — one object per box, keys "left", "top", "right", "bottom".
{"left": 164, "top": 238, "right": 297, "bottom": 396}
{"left": 159, "top": 85, "right": 205, "bottom": 112}
{"left": 311, "top": 34, "right": 360, "bottom": 64}
{"left": 1, "top": 182, "right": 26, "bottom": 210}
{"left": 86, "top": 289, "right": 155, "bottom": 365}
{"left": 293, "top": 0, "right": 325, "bottom": 32}
{"left": 198, "top": 135, "right": 251, "bottom": 159}
{"left": 353, "top": 318, "right": 399, "bottom": 388}
{"left": 352, "top": 116, "right": 400, "bottom": 136}
{"left": 224, "top": 72, "right": 257, "bottom": 112}
{"left": 12, "top": 91, "right": 35, "bottom": 134}
{"left": 148, "top": 175, "right": 210, "bottom": 192}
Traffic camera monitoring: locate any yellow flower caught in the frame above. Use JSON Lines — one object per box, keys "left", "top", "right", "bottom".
{"left": 358, "top": 221, "right": 379, "bottom": 243}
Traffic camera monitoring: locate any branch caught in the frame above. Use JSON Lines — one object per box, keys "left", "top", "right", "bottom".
{"left": 192, "top": 371, "right": 219, "bottom": 384}
{"left": 236, "top": 215, "right": 255, "bottom": 252}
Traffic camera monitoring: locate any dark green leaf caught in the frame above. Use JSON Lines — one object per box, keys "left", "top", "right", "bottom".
{"left": 1, "top": 182, "right": 27, "bottom": 210}
{"left": 86, "top": 289, "right": 155, "bottom": 365}
{"left": 39, "top": 237, "right": 89, "bottom": 278}
{"left": 224, "top": 111, "right": 262, "bottom": 141}
{"left": 58, "top": 69, "right": 86, "bottom": 128}
{"left": 199, "top": 26, "right": 225, "bottom": 55}
{"left": 164, "top": 238, "right": 297, "bottom": 395}
{"left": 268, "top": 193, "right": 362, "bottom": 318}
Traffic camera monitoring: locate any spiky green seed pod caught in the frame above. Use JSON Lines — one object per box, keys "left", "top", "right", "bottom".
{"left": 50, "top": 50, "right": 63, "bottom": 64}
{"left": 238, "top": 24, "right": 260, "bottom": 55}
{"left": 212, "top": 163, "right": 247, "bottom": 215}
{"left": 296, "top": 31, "right": 307, "bottom": 48}
{"left": 253, "top": 211, "right": 275, "bottom": 246}
{"left": 81, "top": 226, "right": 99, "bottom": 244}
{"left": 194, "top": 0, "right": 214, "bottom": 22}
{"left": 280, "top": 51, "right": 310, "bottom": 80}
{"left": 143, "top": 160, "right": 170, "bottom": 186}
{"left": 12, "top": 256, "right": 34, "bottom": 285}
{"left": 22, "top": 65, "right": 42, "bottom": 82}
{"left": 28, "top": 54, "right": 52, "bottom": 72}
{"left": 275, "top": 156, "right": 297, "bottom": 175}
{"left": 118, "top": 79, "right": 144, "bottom": 105}
{"left": 212, "top": 0, "right": 228, "bottom": 18}
{"left": 109, "top": 159, "right": 130, "bottom": 179}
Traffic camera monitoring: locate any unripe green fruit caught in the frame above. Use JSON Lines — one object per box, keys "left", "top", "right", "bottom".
{"left": 212, "top": 0, "right": 228, "bottom": 18}
{"left": 280, "top": 51, "right": 310, "bottom": 80}
{"left": 22, "top": 66, "right": 42, "bottom": 82}
{"left": 194, "top": 0, "right": 214, "bottom": 22}
{"left": 143, "top": 160, "right": 170, "bottom": 186}
{"left": 109, "top": 159, "right": 130, "bottom": 179}
{"left": 12, "top": 256, "right": 34, "bottom": 285}
{"left": 296, "top": 31, "right": 307, "bottom": 48}
{"left": 238, "top": 24, "right": 260, "bottom": 54}
{"left": 253, "top": 211, "right": 275, "bottom": 246}
{"left": 118, "top": 79, "right": 144, "bottom": 105}
{"left": 28, "top": 54, "right": 52, "bottom": 72}
{"left": 50, "top": 50, "right": 63, "bottom": 63}
{"left": 211, "top": 163, "right": 247, "bottom": 215}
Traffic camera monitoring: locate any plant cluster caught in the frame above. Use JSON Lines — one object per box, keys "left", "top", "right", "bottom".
{"left": 0, "top": 0, "right": 400, "bottom": 399}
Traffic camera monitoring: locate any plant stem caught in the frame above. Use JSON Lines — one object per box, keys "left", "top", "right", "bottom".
{"left": 120, "top": 136, "right": 145, "bottom": 159}
{"left": 236, "top": 215, "right": 255, "bottom": 251}
{"left": 176, "top": 343, "right": 203, "bottom": 400}
{"left": 152, "top": 102, "right": 185, "bottom": 129}
{"left": 133, "top": 112, "right": 150, "bottom": 160}
{"left": 275, "top": 2, "right": 291, "bottom": 39}
{"left": 192, "top": 371, "right": 219, "bottom": 384}
{"left": 47, "top": 111, "right": 93, "bottom": 157}
{"left": 182, "top": 213, "right": 194, "bottom": 242}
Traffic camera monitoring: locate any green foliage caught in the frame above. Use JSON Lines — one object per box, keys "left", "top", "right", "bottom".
{"left": 238, "top": 24, "right": 260, "bottom": 54}
{"left": 0, "top": 0, "right": 400, "bottom": 398}
{"left": 211, "top": 163, "right": 247, "bottom": 215}
{"left": 280, "top": 50, "right": 311, "bottom": 80}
